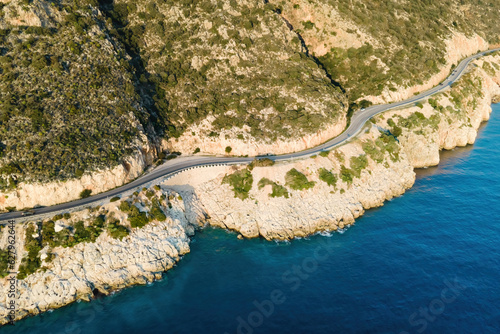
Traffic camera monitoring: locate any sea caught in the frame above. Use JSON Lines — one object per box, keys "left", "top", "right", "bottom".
{"left": 4, "top": 104, "right": 500, "bottom": 334}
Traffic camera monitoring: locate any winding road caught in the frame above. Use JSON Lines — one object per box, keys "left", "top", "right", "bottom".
{"left": 1, "top": 48, "right": 499, "bottom": 222}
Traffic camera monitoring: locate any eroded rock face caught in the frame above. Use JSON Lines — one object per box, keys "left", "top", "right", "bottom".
{"left": 0, "top": 143, "right": 152, "bottom": 211}
{"left": 167, "top": 118, "right": 347, "bottom": 156}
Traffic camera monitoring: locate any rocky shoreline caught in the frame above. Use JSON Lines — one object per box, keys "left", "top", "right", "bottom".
{"left": 1, "top": 53, "right": 500, "bottom": 326}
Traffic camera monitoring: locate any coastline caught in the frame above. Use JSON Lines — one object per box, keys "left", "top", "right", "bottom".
{"left": 0, "top": 38, "right": 496, "bottom": 213}
{"left": 1, "top": 52, "right": 500, "bottom": 326}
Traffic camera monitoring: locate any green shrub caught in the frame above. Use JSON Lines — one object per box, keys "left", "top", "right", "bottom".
{"left": 110, "top": 196, "right": 120, "bottom": 202}
{"left": 350, "top": 155, "right": 368, "bottom": 178}
{"left": 222, "top": 169, "right": 254, "bottom": 200}
{"left": 0, "top": 249, "right": 10, "bottom": 278}
{"left": 17, "top": 225, "right": 42, "bottom": 280}
{"left": 248, "top": 158, "right": 275, "bottom": 169}
{"left": 107, "top": 218, "right": 129, "bottom": 240}
{"left": 258, "top": 178, "right": 289, "bottom": 198}
{"left": 340, "top": 165, "right": 354, "bottom": 184}
{"left": 285, "top": 168, "right": 315, "bottom": 191}
{"left": 150, "top": 199, "right": 167, "bottom": 222}
{"left": 129, "top": 212, "right": 149, "bottom": 228}
{"left": 318, "top": 168, "right": 338, "bottom": 187}
{"left": 80, "top": 189, "right": 92, "bottom": 199}
{"left": 302, "top": 21, "right": 315, "bottom": 30}
{"left": 225, "top": 146, "right": 232, "bottom": 154}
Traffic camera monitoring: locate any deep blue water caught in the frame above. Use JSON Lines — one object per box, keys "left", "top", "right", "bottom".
{"left": 5, "top": 105, "right": 500, "bottom": 334}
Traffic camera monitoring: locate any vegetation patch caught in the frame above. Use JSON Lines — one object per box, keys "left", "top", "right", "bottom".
{"left": 0, "top": 248, "right": 10, "bottom": 278}
{"left": 248, "top": 158, "right": 275, "bottom": 169}
{"left": 258, "top": 178, "right": 289, "bottom": 198}
{"left": 222, "top": 169, "right": 254, "bottom": 200}
{"left": 80, "top": 189, "right": 92, "bottom": 199}
{"left": 41, "top": 217, "right": 103, "bottom": 249}
{"left": 17, "top": 224, "right": 42, "bottom": 280}
{"left": 319, "top": 150, "right": 330, "bottom": 158}
{"left": 318, "top": 168, "right": 338, "bottom": 187}
{"left": 340, "top": 155, "right": 368, "bottom": 185}
{"left": 107, "top": 217, "right": 130, "bottom": 240}
{"left": 119, "top": 200, "right": 149, "bottom": 228}
{"left": 285, "top": 168, "right": 316, "bottom": 191}
{"left": 362, "top": 133, "right": 400, "bottom": 163}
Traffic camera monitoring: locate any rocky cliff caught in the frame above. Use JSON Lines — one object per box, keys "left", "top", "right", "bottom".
{"left": 0, "top": 137, "right": 156, "bottom": 210}
{"left": 165, "top": 127, "right": 415, "bottom": 240}
{"left": 377, "top": 53, "right": 500, "bottom": 168}
{"left": 0, "top": 187, "right": 202, "bottom": 325}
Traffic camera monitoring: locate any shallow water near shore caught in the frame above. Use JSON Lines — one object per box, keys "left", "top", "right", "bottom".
{"left": 5, "top": 104, "right": 500, "bottom": 334}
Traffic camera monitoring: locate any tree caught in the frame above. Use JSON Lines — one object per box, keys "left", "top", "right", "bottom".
{"left": 80, "top": 189, "right": 92, "bottom": 198}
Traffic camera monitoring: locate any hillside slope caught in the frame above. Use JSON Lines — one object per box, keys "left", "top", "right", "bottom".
{"left": 0, "top": 0, "right": 152, "bottom": 191}
{"left": 271, "top": 0, "right": 500, "bottom": 104}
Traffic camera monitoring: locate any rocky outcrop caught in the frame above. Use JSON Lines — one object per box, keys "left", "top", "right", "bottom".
{"left": 0, "top": 139, "right": 155, "bottom": 211}
{"left": 165, "top": 127, "right": 415, "bottom": 240}
{"left": 0, "top": 189, "right": 201, "bottom": 325}
{"left": 167, "top": 116, "right": 347, "bottom": 156}
{"left": 377, "top": 54, "right": 500, "bottom": 168}
{"left": 0, "top": 0, "right": 63, "bottom": 28}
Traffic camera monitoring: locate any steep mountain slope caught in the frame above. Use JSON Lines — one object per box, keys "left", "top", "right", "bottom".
{"left": 103, "top": 0, "right": 347, "bottom": 142}
{"left": 271, "top": 0, "right": 500, "bottom": 104}
{"left": 0, "top": 0, "right": 150, "bottom": 190}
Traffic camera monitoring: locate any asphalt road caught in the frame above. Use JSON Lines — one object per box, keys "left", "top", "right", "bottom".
{"left": 1, "top": 48, "right": 499, "bottom": 222}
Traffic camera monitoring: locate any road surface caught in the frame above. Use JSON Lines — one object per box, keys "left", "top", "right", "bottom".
{"left": 1, "top": 48, "right": 499, "bottom": 222}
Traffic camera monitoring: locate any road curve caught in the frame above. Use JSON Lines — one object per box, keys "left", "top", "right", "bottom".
{"left": 2, "top": 48, "right": 499, "bottom": 222}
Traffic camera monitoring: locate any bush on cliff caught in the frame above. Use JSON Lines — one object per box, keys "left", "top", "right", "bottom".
{"left": 258, "top": 178, "right": 289, "bottom": 198}
{"left": 17, "top": 225, "right": 42, "bottom": 280}
{"left": 0, "top": 249, "right": 9, "bottom": 278}
{"left": 80, "top": 189, "right": 92, "bottom": 199}
{"left": 285, "top": 168, "right": 315, "bottom": 191}
{"left": 150, "top": 199, "right": 167, "bottom": 222}
{"left": 222, "top": 169, "right": 254, "bottom": 200}
{"left": 249, "top": 158, "right": 275, "bottom": 170}
{"left": 120, "top": 200, "right": 150, "bottom": 228}
{"left": 107, "top": 218, "right": 130, "bottom": 240}
{"left": 318, "top": 168, "right": 338, "bottom": 187}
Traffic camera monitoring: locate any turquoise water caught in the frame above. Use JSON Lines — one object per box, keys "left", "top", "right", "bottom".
{"left": 5, "top": 105, "right": 500, "bottom": 334}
